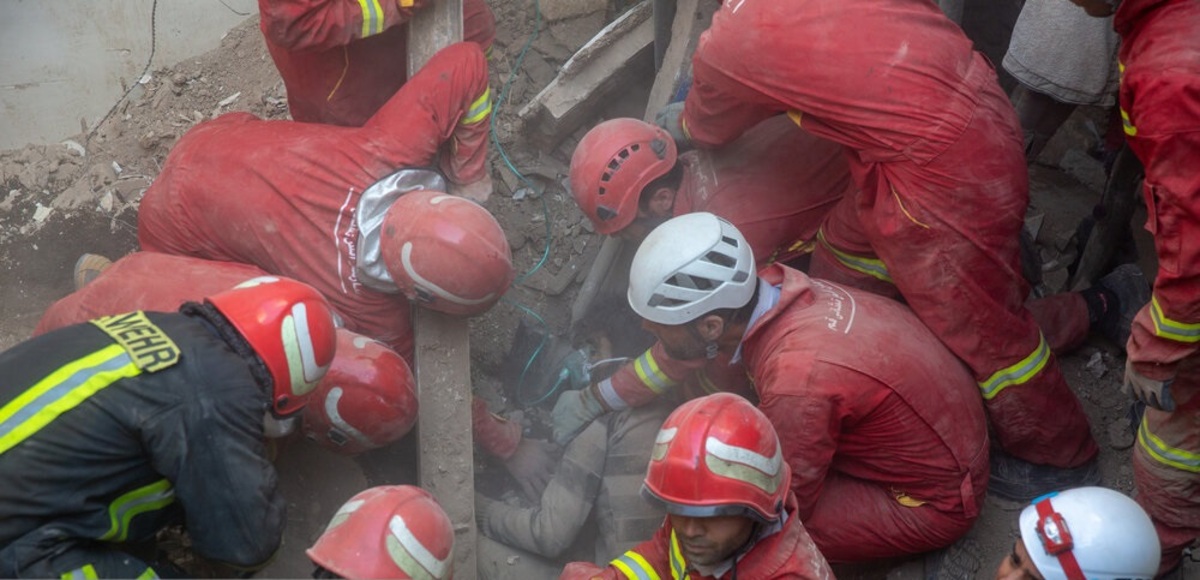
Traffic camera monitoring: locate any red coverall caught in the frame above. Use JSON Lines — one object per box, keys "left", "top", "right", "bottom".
{"left": 137, "top": 43, "right": 520, "bottom": 459}
{"left": 678, "top": 0, "right": 1096, "bottom": 468}
{"left": 674, "top": 115, "right": 852, "bottom": 265}
{"left": 1113, "top": 0, "right": 1200, "bottom": 572}
{"left": 560, "top": 494, "right": 833, "bottom": 580}
{"left": 34, "top": 253, "right": 270, "bottom": 336}
{"left": 259, "top": 0, "right": 496, "bottom": 126}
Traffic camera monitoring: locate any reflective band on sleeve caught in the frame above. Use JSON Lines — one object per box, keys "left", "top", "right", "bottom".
{"left": 611, "top": 550, "right": 663, "bottom": 580}
{"left": 461, "top": 88, "right": 492, "bottom": 125}
{"left": 99, "top": 479, "right": 176, "bottom": 542}
{"left": 1150, "top": 296, "right": 1200, "bottom": 343}
{"left": 595, "top": 377, "right": 631, "bottom": 411}
{"left": 817, "top": 229, "right": 894, "bottom": 284}
{"left": 1138, "top": 416, "right": 1200, "bottom": 473}
{"left": 0, "top": 344, "right": 139, "bottom": 455}
{"left": 356, "top": 0, "right": 385, "bottom": 37}
{"left": 61, "top": 564, "right": 99, "bottom": 580}
{"left": 978, "top": 334, "right": 1050, "bottom": 400}
{"left": 136, "top": 568, "right": 160, "bottom": 580}
{"left": 633, "top": 350, "right": 677, "bottom": 395}
{"left": 668, "top": 531, "right": 689, "bottom": 580}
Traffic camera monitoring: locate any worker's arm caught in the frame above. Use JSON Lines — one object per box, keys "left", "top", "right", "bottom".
{"left": 258, "top": 0, "right": 422, "bottom": 52}
{"left": 677, "top": 46, "right": 782, "bottom": 149}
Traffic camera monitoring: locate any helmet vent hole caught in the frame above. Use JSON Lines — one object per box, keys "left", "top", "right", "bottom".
{"left": 596, "top": 205, "right": 617, "bottom": 221}
{"left": 647, "top": 293, "right": 690, "bottom": 308}
{"left": 704, "top": 251, "right": 736, "bottom": 269}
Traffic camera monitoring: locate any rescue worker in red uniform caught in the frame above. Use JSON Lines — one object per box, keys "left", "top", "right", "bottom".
{"left": 308, "top": 485, "right": 456, "bottom": 579}
{"left": 1068, "top": 0, "right": 1200, "bottom": 573}
{"left": 135, "top": 43, "right": 550, "bottom": 495}
{"left": 258, "top": 0, "right": 496, "bottom": 127}
{"left": 570, "top": 115, "right": 851, "bottom": 265}
{"left": 606, "top": 213, "right": 990, "bottom": 561}
{"left": 654, "top": 0, "right": 1099, "bottom": 499}
{"left": 561, "top": 393, "right": 834, "bottom": 580}
{"left": 35, "top": 252, "right": 420, "bottom": 457}
{"left": 0, "top": 277, "right": 338, "bottom": 578}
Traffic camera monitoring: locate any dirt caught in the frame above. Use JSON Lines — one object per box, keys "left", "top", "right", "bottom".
{"left": 0, "top": 4, "right": 1191, "bottom": 580}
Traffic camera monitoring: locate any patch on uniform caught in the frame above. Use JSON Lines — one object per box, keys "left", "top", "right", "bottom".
{"left": 91, "top": 311, "right": 181, "bottom": 373}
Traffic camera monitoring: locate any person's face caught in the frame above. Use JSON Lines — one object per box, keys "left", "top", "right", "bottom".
{"left": 995, "top": 539, "right": 1045, "bottom": 580}
{"left": 669, "top": 514, "right": 756, "bottom": 567}
{"left": 1067, "top": 0, "right": 1116, "bottom": 17}
{"left": 642, "top": 319, "right": 710, "bottom": 361}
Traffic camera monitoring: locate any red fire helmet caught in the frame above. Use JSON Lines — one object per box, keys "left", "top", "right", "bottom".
{"left": 380, "top": 190, "right": 513, "bottom": 316}
{"left": 643, "top": 393, "right": 790, "bottom": 524}
{"left": 206, "top": 276, "right": 338, "bottom": 417}
{"left": 303, "top": 329, "right": 419, "bottom": 455}
{"left": 569, "top": 118, "right": 677, "bottom": 235}
{"left": 307, "top": 485, "right": 455, "bottom": 579}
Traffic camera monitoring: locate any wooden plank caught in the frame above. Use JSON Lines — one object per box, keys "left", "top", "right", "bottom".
{"left": 408, "top": 3, "right": 475, "bottom": 577}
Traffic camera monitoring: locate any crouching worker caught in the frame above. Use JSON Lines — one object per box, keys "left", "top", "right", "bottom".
{"left": 996, "top": 486, "right": 1160, "bottom": 580}
{"left": 308, "top": 485, "right": 455, "bottom": 579}
{"left": 562, "top": 393, "right": 833, "bottom": 579}
{"left": 0, "top": 277, "right": 338, "bottom": 578}
{"left": 36, "top": 252, "right": 420, "bottom": 457}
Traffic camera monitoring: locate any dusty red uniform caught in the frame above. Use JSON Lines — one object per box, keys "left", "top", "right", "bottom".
{"left": 138, "top": 42, "right": 490, "bottom": 361}
{"left": 560, "top": 494, "right": 832, "bottom": 580}
{"left": 34, "top": 253, "right": 270, "bottom": 336}
{"left": 259, "top": 0, "right": 496, "bottom": 126}
{"left": 1113, "top": 0, "right": 1200, "bottom": 572}
{"left": 678, "top": 0, "right": 1095, "bottom": 468}
{"left": 674, "top": 116, "right": 851, "bottom": 265}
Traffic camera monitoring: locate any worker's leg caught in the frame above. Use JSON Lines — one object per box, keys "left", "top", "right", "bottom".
{"left": 865, "top": 82, "right": 1096, "bottom": 470}
{"left": 803, "top": 473, "right": 976, "bottom": 562}
{"left": 1010, "top": 83, "right": 1078, "bottom": 163}
{"left": 1025, "top": 293, "right": 1090, "bottom": 353}
{"left": 0, "top": 527, "right": 163, "bottom": 579}
{"left": 1133, "top": 361, "right": 1200, "bottom": 576}
{"left": 810, "top": 194, "right": 903, "bottom": 300}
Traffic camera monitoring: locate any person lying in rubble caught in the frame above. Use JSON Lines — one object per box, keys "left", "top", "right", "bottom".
{"left": 475, "top": 296, "right": 675, "bottom": 578}
{"left": 307, "top": 485, "right": 457, "bottom": 579}
{"left": 652, "top": 0, "right": 1138, "bottom": 502}
{"left": 599, "top": 212, "right": 990, "bottom": 564}
{"left": 135, "top": 43, "right": 556, "bottom": 499}
{"left": 38, "top": 251, "right": 421, "bottom": 458}
{"left": 0, "top": 277, "right": 338, "bottom": 578}
{"left": 560, "top": 393, "right": 834, "bottom": 579}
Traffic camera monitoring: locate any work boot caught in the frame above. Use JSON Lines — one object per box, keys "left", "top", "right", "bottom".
{"left": 1092, "top": 263, "right": 1151, "bottom": 349}
{"left": 987, "top": 450, "right": 1102, "bottom": 503}
{"left": 73, "top": 253, "right": 113, "bottom": 291}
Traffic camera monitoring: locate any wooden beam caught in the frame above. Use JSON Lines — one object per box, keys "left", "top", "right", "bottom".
{"left": 407, "top": 3, "right": 476, "bottom": 577}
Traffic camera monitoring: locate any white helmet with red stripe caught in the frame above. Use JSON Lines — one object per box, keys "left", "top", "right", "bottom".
{"left": 307, "top": 485, "right": 454, "bottom": 579}
{"left": 643, "top": 392, "right": 789, "bottom": 523}
{"left": 1018, "top": 487, "right": 1160, "bottom": 580}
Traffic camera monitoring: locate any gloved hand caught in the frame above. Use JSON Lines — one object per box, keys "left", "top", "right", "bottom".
{"left": 503, "top": 438, "right": 558, "bottom": 501}
{"left": 1124, "top": 359, "right": 1176, "bottom": 412}
{"left": 551, "top": 387, "right": 606, "bottom": 445}
{"left": 654, "top": 102, "right": 692, "bottom": 149}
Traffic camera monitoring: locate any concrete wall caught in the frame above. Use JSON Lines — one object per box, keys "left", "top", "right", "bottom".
{"left": 0, "top": 0, "right": 257, "bottom": 150}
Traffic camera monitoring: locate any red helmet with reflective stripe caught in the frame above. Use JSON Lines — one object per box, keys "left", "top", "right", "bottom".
{"left": 569, "top": 118, "right": 677, "bottom": 235}
{"left": 643, "top": 393, "right": 789, "bottom": 524}
{"left": 307, "top": 485, "right": 454, "bottom": 580}
{"left": 205, "top": 276, "right": 337, "bottom": 417}
{"left": 380, "top": 190, "right": 513, "bottom": 316}
{"left": 303, "top": 329, "right": 418, "bottom": 455}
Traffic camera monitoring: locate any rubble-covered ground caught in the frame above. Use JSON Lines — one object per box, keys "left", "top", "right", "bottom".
{"left": 0, "top": 4, "right": 1190, "bottom": 578}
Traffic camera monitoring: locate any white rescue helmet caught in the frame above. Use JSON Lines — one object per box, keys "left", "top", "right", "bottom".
{"left": 1018, "top": 487, "right": 1160, "bottom": 580}
{"left": 627, "top": 212, "right": 756, "bottom": 325}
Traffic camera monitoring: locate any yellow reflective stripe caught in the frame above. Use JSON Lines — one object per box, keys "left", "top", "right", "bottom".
{"left": 136, "top": 568, "right": 160, "bottom": 580}
{"left": 1120, "top": 107, "right": 1138, "bottom": 137}
{"left": 61, "top": 564, "right": 100, "bottom": 580}
{"left": 1138, "top": 416, "right": 1200, "bottom": 473}
{"left": 1150, "top": 296, "right": 1200, "bottom": 343}
{"left": 461, "top": 87, "right": 492, "bottom": 125}
{"left": 816, "top": 229, "right": 894, "bottom": 284}
{"left": 668, "top": 530, "right": 689, "bottom": 580}
{"left": 633, "top": 350, "right": 676, "bottom": 394}
{"left": 611, "top": 551, "right": 662, "bottom": 580}
{"left": 787, "top": 109, "right": 803, "bottom": 128}
{"left": 0, "top": 344, "right": 138, "bottom": 455}
{"left": 356, "top": 0, "right": 384, "bottom": 37}
{"left": 100, "top": 479, "right": 176, "bottom": 542}
{"left": 978, "top": 334, "right": 1050, "bottom": 400}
